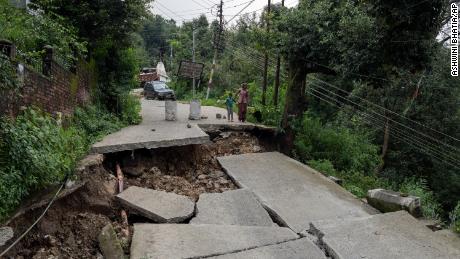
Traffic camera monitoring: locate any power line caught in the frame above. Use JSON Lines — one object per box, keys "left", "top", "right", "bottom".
{"left": 310, "top": 80, "right": 460, "bottom": 156}
{"left": 155, "top": 1, "right": 189, "bottom": 21}
{"left": 225, "top": 0, "right": 257, "bottom": 24}
{"left": 309, "top": 85, "right": 460, "bottom": 160}
{"left": 311, "top": 77, "right": 460, "bottom": 145}
{"left": 192, "top": 0, "right": 215, "bottom": 9}
{"left": 307, "top": 87, "right": 460, "bottom": 169}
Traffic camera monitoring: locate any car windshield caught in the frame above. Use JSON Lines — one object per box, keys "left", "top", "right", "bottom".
{"left": 153, "top": 83, "right": 168, "bottom": 90}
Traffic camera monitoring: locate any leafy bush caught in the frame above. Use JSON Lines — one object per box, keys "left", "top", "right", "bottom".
{"left": 308, "top": 159, "right": 337, "bottom": 176}
{"left": 0, "top": 108, "right": 86, "bottom": 220}
{"left": 0, "top": 53, "right": 18, "bottom": 91}
{"left": 399, "top": 178, "right": 443, "bottom": 220}
{"left": 119, "top": 94, "right": 142, "bottom": 125}
{"left": 0, "top": 0, "right": 86, "bottom": 66}
{"left": 308, "top": 159, "right": 390, "bottom": 198}
{"left": 449, "top": 202, "right": 460, "bottom": 233}
{"left": 73, "top": 105, "right": 124, "bottom": 144}
{"left": 294, "top": 114, "right": 381, "bottom": 173}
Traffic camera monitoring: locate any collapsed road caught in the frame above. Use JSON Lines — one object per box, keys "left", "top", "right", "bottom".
{"left": 1, "top": 99, "right": 460, "bottom": 259}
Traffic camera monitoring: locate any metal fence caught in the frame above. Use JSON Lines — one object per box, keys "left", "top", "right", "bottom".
{"left": 15, "top": 49, "right": 43, "bottom": 74}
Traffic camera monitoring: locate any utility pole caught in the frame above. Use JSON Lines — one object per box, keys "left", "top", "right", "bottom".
{"left": 170, "top": 42, "right": 173, "bottom": 73}
{"left": 192, "top": 29, "right": 197, "bottom": 98}
{"left": 273, "top": 0, "right": 284, "bottom": 106}
{"left": 206, "top": 0, "right": 224, "bottom": 100}
{"left": 262, "top": 0, "right": 271, "bottom": 106}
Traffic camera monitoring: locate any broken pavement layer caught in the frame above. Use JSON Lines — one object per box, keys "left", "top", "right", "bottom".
{"left": 116, "top": 186, "right": 194, "bottom": 223}
{"left": 190, "top": 189, "right": 274, "bottom": 226}
{"left": 91, "top": 123, "right": 209, "bottom": 153}
{"left": 218, "top": 152, "right": 378, "bottom": 233}
{"left": 209, "top": 238, "right": 327, "bottom": 259}
{"left": 130, "top": 224, "right": 298, "bottom": 259}
{"left": 91, "top": 99, "right": 273, "bottom": 154}
{"left": 310, "top": 211, "right": 460, "bottom": 259}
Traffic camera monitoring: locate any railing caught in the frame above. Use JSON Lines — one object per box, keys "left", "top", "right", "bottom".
{"left": 53, "top": 49, "right": 73, "bottom": 71}
{"left": 0, "top": 40, "right": 76, "bottom": 75}
{"left": 16, "top": 49, "right": 43, "bottom": 74}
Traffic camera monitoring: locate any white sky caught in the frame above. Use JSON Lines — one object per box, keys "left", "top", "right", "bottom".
{"left": 150, "top": 0, "right": 299, "bottom": 25}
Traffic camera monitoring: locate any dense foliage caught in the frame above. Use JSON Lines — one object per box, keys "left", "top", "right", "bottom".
{"left": 31, "top": 0, "right": 151, "bottom": 115}
{"left": 0, "top": 0, "right": 146, "bottom": 221}
{"left": 0, "top": 105, "right": 132, "bottom": 221}
{"left": 0, "top": 53, "right": 18, "bottom": 91}
{"left": 0, "top": 109, "right": 86, "bottom": 220}
{"left": 0, "top": 0, "right": 86, "bottom": 66}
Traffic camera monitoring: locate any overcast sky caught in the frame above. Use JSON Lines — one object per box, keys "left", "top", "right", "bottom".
{"left": 150, "top": 0, "right": 299, "bottom": 25}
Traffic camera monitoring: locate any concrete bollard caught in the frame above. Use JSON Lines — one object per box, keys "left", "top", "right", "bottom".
{"left": 367, "top": 189, "right": 422, "bottom": 218}
{"left": 165, "top": 100, "right": 177, "bottom": 121}
{"left": 189, "top": 99, "right": 201, "bottom": 120}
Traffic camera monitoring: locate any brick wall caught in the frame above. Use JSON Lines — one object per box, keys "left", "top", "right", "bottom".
{"left": 0, "top": 59, "right": 93, "bottom": 117}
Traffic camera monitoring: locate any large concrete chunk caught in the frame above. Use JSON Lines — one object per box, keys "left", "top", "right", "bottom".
{"left": 310, "top": 211, "right": 460, "bottom": 259}
{"left": 210, "top": 238, "right": 327, "bottom": 259}
{"left": 91, "top": 123, "right": 209, "bottom": 153}
{"left": 367, "top": 188, "right": 422, "bottom": 217}
{"left": 190, "top": 189, "right": 273, "bottom": 226}
{"left": 218, "top": 152, "right": 377, "bottom": 233}
{"left": 130, "top": 224, "right": 298, "bottom": 259}
{"left": 116, "top": 186, "right": 194, "bottom": 223}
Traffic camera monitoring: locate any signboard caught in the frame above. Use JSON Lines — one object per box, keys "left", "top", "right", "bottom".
{"left": 178, "top": 60, "right": 204, "bottom": 79}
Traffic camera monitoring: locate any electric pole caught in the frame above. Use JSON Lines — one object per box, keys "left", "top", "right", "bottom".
{"left": 192, "top": 29, "right": 197, "bottom": 98}
{"left": 170, "top": 42, "right": 173, "bottom": 72}
{"left": 273, "top": 0, "right": 284, "bottom": 106}
{"left": 262, "top": 0, "right": 271, "bottom": 106}
{"left": 206, "top": 0, "right": 224, "bottom": 100}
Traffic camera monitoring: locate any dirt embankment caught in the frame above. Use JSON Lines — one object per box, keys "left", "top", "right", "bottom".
{"left": 3, "top": 130, "right": 274, "bottom": 258}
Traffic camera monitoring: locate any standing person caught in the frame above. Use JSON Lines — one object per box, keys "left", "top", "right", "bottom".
{"left": 225, "top": 92, "right": 235, "bottom": 122}
{"left": 237, "top": 83, "right": 249, "bottom": 122}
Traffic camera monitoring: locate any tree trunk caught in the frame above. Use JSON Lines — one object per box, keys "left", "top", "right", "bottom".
{"left": 274, "top": 55, "right": 281, "bottom": 106}
{"left": 375, "top": 118, "right": 390, "bottom": 174}
{"left": 281, "top": 60, "right": 308, "bottom": 154}
{"left": 262, "top": 52, "right": 268, "bottom": 105}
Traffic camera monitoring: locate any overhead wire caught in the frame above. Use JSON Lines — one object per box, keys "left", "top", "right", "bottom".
{"left": 311, "top": 77, "right": 460, "bottom": 145}
{"left": 225, "top": 0, "right": 257, "bottom": 24}
{"left": 307, "top": 87, "right": 460, "bottom": 169}
{"left": 308, "top": 84, "right": 460, "bottom": 161}
{"left": 309, "top": 81, "right": 460, "bottom": 157}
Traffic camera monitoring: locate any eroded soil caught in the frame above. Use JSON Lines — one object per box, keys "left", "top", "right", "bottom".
{"left": 3, "top": 130, "right": 274, "bottom": 258}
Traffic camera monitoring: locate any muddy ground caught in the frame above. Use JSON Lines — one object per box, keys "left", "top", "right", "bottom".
{"left": 2, "top": 129, "right": 275, "bottom": 258}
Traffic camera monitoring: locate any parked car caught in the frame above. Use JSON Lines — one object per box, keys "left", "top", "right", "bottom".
{"left": 144, "top": 81, "right": 175, "bottom": 100}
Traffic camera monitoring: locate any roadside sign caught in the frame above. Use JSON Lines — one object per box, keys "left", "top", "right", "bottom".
{"left": 178, "top": 60, "right": 204, "bottom": 79}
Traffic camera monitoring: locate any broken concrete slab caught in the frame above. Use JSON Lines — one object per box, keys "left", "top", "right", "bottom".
{"left": 0, "top": 226, "right": 14, "bottom": 246}
{"left": 130, "top": 224, "right": 298, "bottom": 259}
{"left": 209, "top": 238, "right": 326, "bottom": 259}
{"left": 218, "top": 152, "right": 377, "bottom": 233}
{"left": 92, "top": 99, "right": 270, "bottom": 154}
{"left": 367, "top": 188, "right": 422, "bottom": 217}
{"left": 190, "top": 189, "right": 273, "bottom": 226}
{"left": 98, "top": 223, "right": 125, "bottom": 259}
{"left": 91, "top": 123, "right": 210, "bottom": 153}
{"left": 434, "top": 229, "right": 460, "bottom": 251}
{"left": 310, "top": 211, "right": 460, "bottom": 259}
{"left": 116, "top": 186, "right": 194, "bottom": 223}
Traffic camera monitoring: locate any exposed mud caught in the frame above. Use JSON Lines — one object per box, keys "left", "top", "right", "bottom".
{"left": 2, "top": 130, "right": 275, "bottom": 258}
